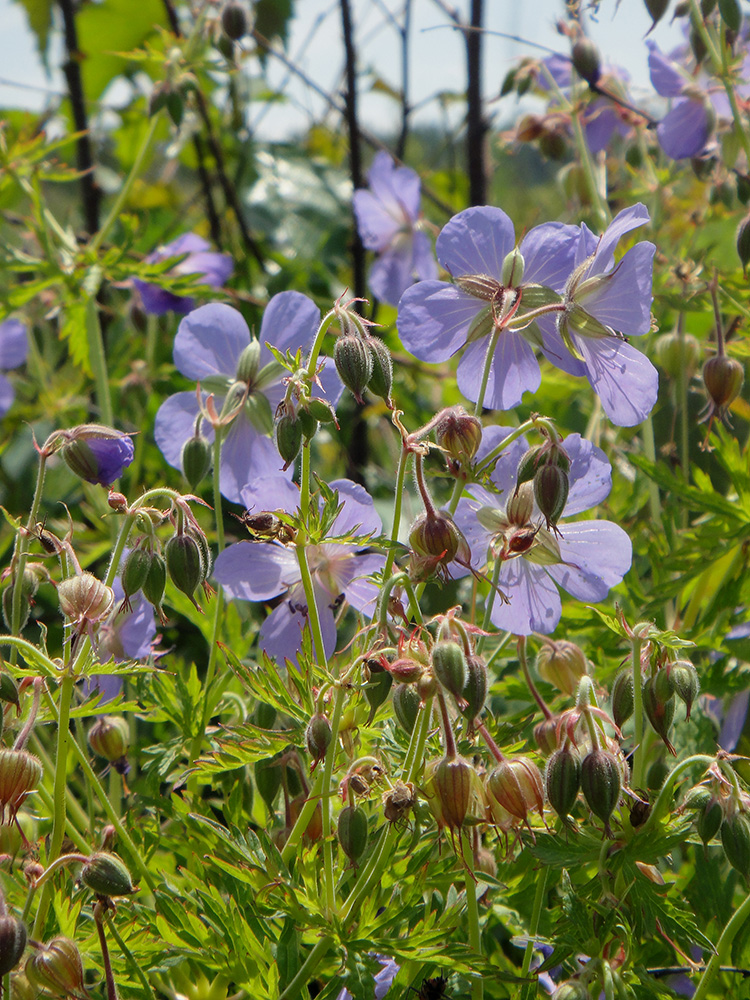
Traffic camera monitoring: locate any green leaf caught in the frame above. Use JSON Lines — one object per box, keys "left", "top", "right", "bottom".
{"left": 60, "top": 297, "right": 91, "bottom": 375}
{"left": 13, "top": 0, "right": 53, "bottom": 69}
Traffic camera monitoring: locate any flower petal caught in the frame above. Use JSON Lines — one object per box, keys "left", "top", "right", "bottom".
{"left": 576, "top": 336, "right": 659, "bottom": 426}
{"left": 579, "top": 242, "right": 655, "bottom": 336}
{"left": 457, "top": 331, "right": 541, "bottom": 411}
{"left": 258, "top": 291, "right": 320, "bottom": 361}
{"left": 436, "top": 205, "right": 515, "bottom": 278}
{"left": 562, "top": 434, "right": 612, "bottom": 514}
{"left": 549, "top": 520, "right": 632, "bottom": 601}
{"left": 0, "top": 374, "right": 14, "bottom": 418}
{"left": 213, "top": 541, "right": 298, "bottom": 601}
{"left": 331, "top": 479, "right": 382, "bottom": 536}
{"left": 154, "top": 391, "right": 214, "bottom": 472}
{"left": 397, "top": 281, "right": 481, "bottom": 361}
{"left": 174, "top": 303, "right": 250, "bottom": 380}
{"left": 657, "top": 99, "right": 712, "bottom": 160}
{"left": 491, "top": 560, "right": 562, "bottom": 636}
{"left": 586, "top": 204, "right": 650, "bottom": 279}
{"left": 520, "top": 222, "right": 580, "bottom": 291}
{"left": 259, "top": 582, "right": 337, "bottom": 666}
{"left": 239, "top": 476, "right": 301, "bottom": 515}
{"left": 219, "top": 422, "right": 290, "bottom": 503}
{"left": 0, "top": 318, "right": 28, "bottom": 369}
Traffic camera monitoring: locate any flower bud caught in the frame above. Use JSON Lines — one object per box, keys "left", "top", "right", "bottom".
{"left": 703, "top": 356, "right": 744, "bottom": 412}
{"left": 431, "top": 640, "right": 467, "bottom": 701}
{"left": 334, "top": 335, "right": 373, "bottom": 404}
{"left": 536, "top": 640, "right": 587, "bottom": 697}
{"left": 501, "top": 246, "right": 525, "bottom": 286}
{"left": 668, "top": 659, "right": 699, "bottom": 720}
{"left": 721, "top": 810, "right": 750, "bottom": 880}
{"left": 0, "top": 750, "right": 42, "bottom": 822}
{"left": 275, "top": 412, "right": 302, "bottom": 471}
{"left": 306, "top": 397, "right": 338, "bottom": 425}
{"left": 611, "top": 669, "right": 635, "bottom": 728}
{"left": 221, "top": 2, "right": 248, "bottom": 40}
{"left": 181, "top": 433, "right": 212, "bottom": 491}
{"left": 534, "top": 464, "right": 569, "bottom": 530}
{"left": 434, "top": 407, "right": 482, "bottom": 473}
{"left": 392, "top": 683, "right": 421, "bottom": 735}
{"left": 697, "top": 796, "right": 723, "bottom": 846}
{"left": 120, "top": 547, "right": 153, "bottom": 603}
{"left": 580, "top": 747, "right": 621, "bottom": 834}
{"left": 26, "top": 937, "right": 86, "bottom": 998}
{"left": 235, "top": 339, "right": 261, "bottom": 383}
{"left": 534, "top": 715, "right": 560, "bottom": 755}
{"left": 461, "top": 654, "right": 488, "bottom": 723}
{"left": 365, "top": 337, "right": 393, "bottom": 403}
{"left": 488, "top": 756, "right": 544, "bottom": 825}
{"left": 0, "top": 915, "right": 27, "bottom": 975}
{"left": 81, "top": 852, "right": 135, "bottom": 896}
{"left": 432, "top": 755, "right": 483, "bottom": 831}
{"left": 58, "top": 572, "right": 114, "bottom": 626}
{"left": 552, "top": 982, "right": 590, "bottom": 1000}
{"left": 643, "top": 675, "right": 676, "bottom": 753}
{"left": 571, "top": 37, "right": 601, "bottom": 87}
{"left": 506, "top": 482, "right": 534, "bottom": 526}
{"left": 364, "top": 661, "right": 392, "bottom": 721}
{"left": 142, "top": 552, "right": 167, "bottom": 612}
{"left": 305, "top": 713, "right": 332, "bottom": 764}
{"left": 545, "top": 743, "right": 582, "bottom": 821}
{"left": 737, "top": 213, "right": 750, "bottom": 273}
{"left": 59, "top": 425, "right": 134, "bottom": 486}
{"left": 337, "top": 804, "right": 369, "bottom": 863}
{"left": 165, "top": 533, "right": 206, "bottom": 601}
{"left": 654, "top": 330, "right": 700, "bottom": 380}
{"left": 409, "top": 511, "right": 464, "bottom": 564}
{"left": 88, "top": 716, "right": 129, "bottom": 771}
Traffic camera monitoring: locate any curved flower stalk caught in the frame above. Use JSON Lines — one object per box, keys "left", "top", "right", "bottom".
{"left": 154, "top": 295, "right": 343, "bottom": 502}
{"left": 214, "top": 477, "right": 385, "bottom": 666}
{"left": 353, "top": 151, "right": 437, "bottom": 306}
{"left": 454, "top": 427, "right": 632, "bottom": 635}
{"left": 396, "top": 205, "right": 580, "bottom": 410}
{"left": 0, "top": 318, "right": 28, "bottom": 418}
{"left": 134, "top": 232, "right": 234, "bottom": 315}
{"left": 557, "top": 203, "right": 659, "bottom": 426}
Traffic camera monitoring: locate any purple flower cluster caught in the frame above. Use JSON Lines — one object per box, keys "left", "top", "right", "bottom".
{"left": 0, "top": 318, "right": 28, "bottom": 418}
{"left": 154, "top": 294, "right": 342, "bottom": 502}
{"left": 353, "top": 152, "right": 437, "bottom": 306}
{"left": 214, "top": 477, "right": 384, "bottom": 666}
{"left": 134, "top": 233, "right": 234, "bottom": 316}
{"left": 397, "top": 203, "right": 657, "bottom": 425}
{"left": 454, "top": 428, "right": 632, "bottom": 635}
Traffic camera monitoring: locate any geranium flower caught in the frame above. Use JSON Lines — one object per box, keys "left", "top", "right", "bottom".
{"left": 213, "top": 476, "right": 384, "bottom": 666}
{"left": 396, "top": 206, "right": 580, "bottom": 410}
{"left": 57, "top": 425, "right": 135, "bottom": 486}
{"left": 154, "top": 295, "right": 342, "bottom": 503}
{"left": 647, "top": 41, "right": 715, "bottom": 159}
{"left": 454, "top": 427, "right": 632, "bottom": 635}
{"left": 134, "top": 233, "right": 234, "bottom": 315}
{"left": 0, "top": 318, "right": 28, "bottom": 418}
{"left": 335, "top": 956, "right": 400, "bottom": 1000}
{"left": 353, "top": 152, "right": 437, "bottom": 306}
{"left": 557, "top": 204, "right": 658, "bottom": 426}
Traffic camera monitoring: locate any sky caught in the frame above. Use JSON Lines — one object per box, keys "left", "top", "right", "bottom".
{"left": 0, "top": 0, "right": 684, "bottom": 140}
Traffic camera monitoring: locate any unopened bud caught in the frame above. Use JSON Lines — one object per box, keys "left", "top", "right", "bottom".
{"left": 305, "top": 713, "right": 332, "bottom": 763}
{"left": 721, "top": 810, "right": 750, "bottom": 880}
{"left": 142, "top": 552, "right": 167, "bottom": 612}
{"left": 366, "top": 337, "right": 393, "bottom": 403}
{"left": 334, "top": 335, "right": 373, "bottom": 404}
{"left": 431, "top": 641, "right": 467, "bottom": 701}
{"left": 165, "top": 533, "right": 206, "bottom": 601}
{"left": 611, "top": 669, "right": 635, "bottom": 728}
{"left": 409, "top": 511, "right": 463, "bottom": 564}
{"left": 221, "top": 2, "right": 248, "bottom": 40}
{"left": 81, "top": 852, "right": 135, "bottom": 897}
{"left": 337, "top": 804, "right": 369, "bottom": 863}
{"left": 0, "top": 750, "right": 42, "bottom": 822}
{"left": 534, "top": 716, "right": 560, "bottom": 755}
{"left": 461, "top": 654, "right": 488, "bottom": 723}
{"left": 655, "top": 330, "right": 701, "bottom": 380}
{"left": 120, "top": 548, "right": 153, "bottom": 603}
{"left": 432, "top": 755, "right": 483, "bottom": 831}
{"left": 668, "top": 659, "right": 700, "bottom": 720}
{"left": 88, "top": 716, "right": 129, "bottom": 772}
{"left": 275, "top": 412, "right": 302, "bottom": 471}
{"left": 58, "top": 572, "right": 114, "bottom": 626}
{"left": 487, "top": 756, "right": 544, "bottom": 824}
{"left": 26, "top": 937, "right": 86, "bottom": 998}
{"left": 0, "top": 915, "right": 27, "bottom": 975}
{"left": 703, "top": 356, "right": 744, "bottom": 412}
{"left": 59, "top": 425, "right": 134, "bottom": 486}
{"left": 580, "top": 748, "right": 621, "bottom": 834}
{"left": 571, "top": 37, "right": 601, "bottom": 87}
{"left": 536, "top": 640, "right": 587, "bottom": 697}
{"left": 545, "top": 743, "right": 582, "bottom": 821}
{"left": 181, "top": 433, "right": 212, "bottom": 491}
{"left": 435, "top": 406, "right": 482, "bottom": 472}
{"left": 506, "top": 483, "right": 534, "bottom": 526}
{"left": 392, "top": 683, "right": 421, "bottom": 734}
{"left": 501, "top": 246, "right": 525, "bottom": 286}
{"left": 697, "top": 796, "right": 723, "bottom": 846}
{"left": 534, "top": 463, "right": 569, "bottom": 530}
{"left": 643, "top": 675, "right": 676, "bottom": 753}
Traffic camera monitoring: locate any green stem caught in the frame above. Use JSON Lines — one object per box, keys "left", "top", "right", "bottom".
{"left": 105, "top": 912, "right": 158, "bottom": 1000}
{"left": 463, "top": 831, "right": 483, "bottom": 1000}
{"left": 322, "top": 685, "right": 346, "bottom": 916}
{"left": 90, "top": 116, "right": 160, "bottom": 255}
{"left": 85, "top": 297, "right": 113, "bottom": 426}
{"left": 9, "top": 452, "right": 49, "bottom": 665}
{"left": 280, "top": 769, "right": 324, "bottom": 866}
{"left": 475, "top": 558, "right": 503, "bottom": 657}
{"left": 641, "top": 416, "right": 664, "bottom": 534}
{"left": 570, "top": 89, "right": 610, "bottom": 229}
{"left": 630, "top": 637, "right": 645, "bottom": 790}
{"left": 640, "top": 754, "right": 715, "bottom": 833}
{"left": 520, "top": 865, "right": 549, "bottom": 1000}
{"left": 278, "top": 935, "right": 334, "bottom": 1000}
{"left": 692, "top": 897, "right": 750, "bottom": 999}
{"left": 383, "top": 444, "right": 410, "bottom": 579}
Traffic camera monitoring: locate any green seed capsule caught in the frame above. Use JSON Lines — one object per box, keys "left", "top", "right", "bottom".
{"left": 334, "top": 335, "right": 373, "bottom": 404}
{"left": 392, "top": 683, "right": 421, "bottom": 735}
{"left": 643, "top": 676, "right": 676, "bottom": 752}
{"left": 721, "top": 810, "right": 750, "bottom": 880}
{"left": 165, "top": 534, "right": 205, "bottom": 600}
{"left": 142, "top": 552, "right": 167, "bottom": 609}
{"left": 611, "top": 669, "right": 635, "bottom": 728}
{"left": 180, "top": 434, "right": 212, "bottom": 490}
{"left": 337, "top": 804, "right": 369, "bottom": 863}
{"left": 697, "top": 797, "right": 724, "bottom": 846}
{"left": 81, "top": 852, "right": 135, "bottom": 897}
{"left": 431, "top": 640, "right": 468, "bottom": 701}
{"left": 534, "top": 463, "right": 569, "bottom": 529}
{"left": 275, "top": 412, "right": 302, "bottom": 470}
{"left": 305, "top": 713, "right": 332, "bottom": 763}
{"left": 669, "top": 659, "right": 700, "bottom": 720}
{"left": 0, "top": 915, "right": 27, "bottom": 975}
{"left": 545, "top": 744, "right": 582, "bottom": 821}
{"left": 120, "top": 548, "right": 152, "bottom": 601}
{"left": 461, "top": 654, "right": 488, "bottom": 722}
{"left": 580, "top": 748, "right": 621, "bottom": 834}
{"left": 365, "top": 336, "right": 393, "bottom": 403}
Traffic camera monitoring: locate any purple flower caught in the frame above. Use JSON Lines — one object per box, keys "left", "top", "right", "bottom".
{"left": 558, "top": 204, "right": 659, "bottom": 426}
{"left": 60, "top": 426, "right": 135, "bottom": 486}
{"left": 647, "top": 41, "right": 715, "bottom": 159}
{"left": 396, "top": 206, "right": 580, "bottom": 410}
{"left": 0, "top": 318, "right": 28, "bottom": 418}
{"left": 134, "top": 233, "right": 234, "bottom": 315}
{"left": 90, "top": 575, "right": 158, "bottom": 702}
{"left": 335, "top": 956, "right": 400, "bottom": 1000}
{"left": 353, "top": 152, "right": 437, "bottom": 306}
{"left": 154, "top": 295, "right": 342, "bottom": 503}
{"left": 454, "top": 428, "right": 632, "bottom": 636}
{"left": 214, "top": 477, "right": 384, "bottom": 666}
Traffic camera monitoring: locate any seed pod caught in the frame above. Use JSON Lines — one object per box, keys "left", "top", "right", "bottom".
{"left": 392, "top": 683, "right": 421, "bottom": 735}
{"left": 668, "top": 659, "right": 700, "bottom": 720}
{"left": 337, "top": 804, "right": 369, "bottom": 863}
{"left": 334, "top": 335, "right": 372, "bottom": 404}
{"left": 222, "top": 1, "right": 248, "bottom": 39}
{"left": 571, "top": 37, "right": 601, "bottom": 87}
{"left": 88, "top": 716, "right": 129, "bottom": 773}
{"left": 0, "top": 750, "right": 43, "bottom": 823}
{"left": 296, "top": 407, "right": 318, "bottom": 442}
{"left": 235, "top": 339, "right": 261, "bottom": 383}
{"left": 580, "top": 748, "right": 621, "bottom": 834}
{"left": 432, "top": 755, "right": 479, "bottom": 831}
{"left": 275, "top": 412, "right": 303, "bottom": 470}
{"left": 461, "top": 654, "right": 488, "bottom": 722}
{"left": 306, "top": 397, "right": 338, "bottom": 424}
{"left": 545, "top": 744, "right": 582, "bottom": 821}
{"left": 26, "top": 937, "right": 86, "bottom": 998}
{"left": 703, "top": 356, "right": 745, "bottom": 411}
{"left": 516, "top": 446, "right": 545, "bottom": 489}
{"left": 611, "top": 669, "right": 635, "bottom": 728}
{"left": 180, "top": 434, "right": 212, "bottom": 490}
{"left": 718, "top": 0, "right": 742, "bottom": 32}
{"left": 142, "top": 552, "right": 167, "bottom": 610}
{"left": 506, "top": 482, "right": 535, "bottom": 526}
{"left": 488, "top": 756, "right": 544, "bottom": 824}
{"left": 120, "top": 547, "right": 152, "bottom": 602}
{"left": 534, "top": 716, "right": 560, "bottom": 756}
{"left": 534, "top": 464, "right": 569, "bottom": 530}
{"left": 0, "top": 915, "right": 27, "bottom": 975}
{"left": 365, "top": 337, "right": 393, "bottom": 403}
{"left": 431, "top": 640, "right": 467, "bottom": 701}
{"left": 721, "top": 810, "right": 750, "bottom": 880}
{"left": 434, "top": 406, "right": 482, "bottom": 471}
{"left": 305, "top": 713, "right": 332, "bottom": 764}
{"left": 58, "top": 572, "right": 114, "bottom": 626}
{"left": 409, "top": 511, "right": 463, "bottom": 563}
{"left": 697, "top": 796, "right": 724, "bottom": 846}
{"left": 81, "top": 852, "right": 135, "bottom": 897}
{"left": 643, "top": 675, "right": 676, "bottom": 753}
{"left": 165, "top": 533, "right": 205, "bottom": 600}
{"left": 536, "top": 640, "right": 587, "bottom": 697}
